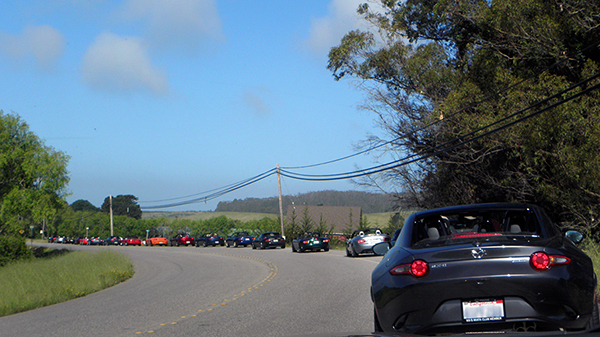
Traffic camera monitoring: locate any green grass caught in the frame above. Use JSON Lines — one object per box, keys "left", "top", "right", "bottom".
{"left": 0, "top": 249, "right": 133, "bottom": 317}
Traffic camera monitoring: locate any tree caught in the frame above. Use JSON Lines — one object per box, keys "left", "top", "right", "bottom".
{"left": 328, "top": 0, "right": 600, "bottom": 232}
{"left": 70, "top": 199, "right": 100, "bottom": 212}
{"left": 101, "top": 195, "right": 142, "bottom": 220}
{"left": 0, "top": 111, "right": 70, "bottom": 236}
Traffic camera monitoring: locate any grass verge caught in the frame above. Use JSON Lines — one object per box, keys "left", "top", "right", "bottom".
{"left": 0, "top": 249, "right": 133, "bottom": 317}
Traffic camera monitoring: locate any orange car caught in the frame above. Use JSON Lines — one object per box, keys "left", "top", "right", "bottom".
{"left": 146, "top": 236, "right": 168, "bottom": 246}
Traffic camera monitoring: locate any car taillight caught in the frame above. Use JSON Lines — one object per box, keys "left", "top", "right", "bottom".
{"left": 302, "top": 240, "right": 309, "bottom": 244}
{"left": 530, "top": 252, "right": 571, "bottom": 271}
{"left": 323, "top": 238, "right": 329, "bottom": 243}
{"left": 357, "top": 239, "right": 366, "bottom": 244}
{"left": 390, "top": 260, "right": 429, "bottom": 278}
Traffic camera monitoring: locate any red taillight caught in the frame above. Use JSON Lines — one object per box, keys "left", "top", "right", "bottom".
{"left": 390, "top": 260, "right": 429, "bottom": 278}
{"left": 357, "top": 239, "right": 366, "bottom": 244}
{"left": 302, "top": 240, "right": 309, "bottom": 244}
{"left": 323, "top": 238, "right": 329, "bottom": 243}
{"left": 530, "top": 252, "right": 571, "bottom": 271}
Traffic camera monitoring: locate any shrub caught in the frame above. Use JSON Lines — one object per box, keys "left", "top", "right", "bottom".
{"left": 0, "top": 236, "right": 32, "bottom": 266}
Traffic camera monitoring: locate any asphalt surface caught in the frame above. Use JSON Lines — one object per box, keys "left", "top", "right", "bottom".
{"left": 0, "top": 243, "right": 381, "bottom": 337}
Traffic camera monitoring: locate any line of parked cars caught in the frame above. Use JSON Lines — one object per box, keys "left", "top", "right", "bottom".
{"left": 47, "top": 228, "right": 393, "bottom": 255}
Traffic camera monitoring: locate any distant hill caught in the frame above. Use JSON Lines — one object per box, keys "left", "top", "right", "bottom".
{"left": 215, "top": 190, "right": 399, "bottom": 214}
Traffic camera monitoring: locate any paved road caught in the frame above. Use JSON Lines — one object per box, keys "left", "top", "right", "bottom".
{"left": 0, "top": 243, "right": 382, "bottom": 337}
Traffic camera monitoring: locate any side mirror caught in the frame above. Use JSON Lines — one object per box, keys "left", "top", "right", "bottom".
{"left": 565, "top": 230, "right": 584, "bottom": 244}
{"left": 373, "top": 242, "right": 391, "bottom": 256}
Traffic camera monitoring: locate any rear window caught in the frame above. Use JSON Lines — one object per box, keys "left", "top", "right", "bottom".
{"left": 410, "top": 209, "right": 543, "bottom": 247}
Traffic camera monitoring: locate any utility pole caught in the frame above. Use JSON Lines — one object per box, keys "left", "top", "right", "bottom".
{"left": 110, "top": 195, "right": 114, "bottom": 237}
{"left": 277, "top": 164, "right": 285, "bottom": 238}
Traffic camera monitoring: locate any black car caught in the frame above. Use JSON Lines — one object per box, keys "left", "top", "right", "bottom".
{"left": 195, "top": 233, "right": 225, "bottom": 247}
{"left": 252, "top": 232, "right": 285, "bottom": 249}
{"left": 371, "top": 203, "right": 598, "bottom": 335}
{"left": 104, "top": 236, "right": 121, "bottom": 246}
{"left": 292, "top": 232, "right": 329, "bottom": 252}
{"left": 226, "top": 231, "right": 254, "bottom": 248}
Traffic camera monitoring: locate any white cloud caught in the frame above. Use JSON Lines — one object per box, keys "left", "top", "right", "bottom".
{"left": 0, "top": 25, "right": 65, "bottom": 71}
{"left": 118, "top": 0, "right": 224, "bottom": 53}
{"left": 303, "top": 0, "right": 366, "bottom": 57}
{"left": 81, "top": 32, "right": 168, "bottom": 95}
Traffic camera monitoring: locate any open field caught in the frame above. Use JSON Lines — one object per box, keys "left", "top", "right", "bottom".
{"left": 142, "top": 211, "right": 401, "bottom": 227}
{"left": 143, "top": 211, "right": 277, "bottom": 222}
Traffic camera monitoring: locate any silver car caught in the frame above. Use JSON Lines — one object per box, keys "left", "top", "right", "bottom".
{"left": 346, "top": 228, "right": 390, "bottom": 257}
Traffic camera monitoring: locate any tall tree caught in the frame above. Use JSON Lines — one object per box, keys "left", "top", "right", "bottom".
{"left": 101, "top": 195, "right": 142, "bottom": 220}
{"left": 0, "top": 111, "right": 70, "bottom": 235}
{"left": 328, "top": 0, "right": 600, "bottom": 231}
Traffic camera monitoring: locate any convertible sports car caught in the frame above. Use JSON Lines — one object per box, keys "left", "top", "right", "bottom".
{"left": 292, "top": 232, "right": 329, "bottom": 252}
{"left": 196, "top": 233, "right": 225, "bottom": 247}
{"left": 371, "top": 203, "right": 598, "bottom": 335}
{"left": 252, "top": 232, "right": 285, "bottom": 249}
{"left": 346, "top": 228, "right": 390, "bottom": 257}
{"left": 226, "top": 231, "right": 254, "bottom": 247}
{"left": 169, "top": 234, "right": 195, "bottom": 247}
{"left": 122, "top": 237, "right": 142, "bottom": 246}
{"left": 146, "top": 236, "right": 168, "bottom": 246}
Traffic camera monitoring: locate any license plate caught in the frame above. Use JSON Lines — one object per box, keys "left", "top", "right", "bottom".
{"left": 215, "top": 241, "right": 220, "bottom": 244}
{"left": 314, "top": 240, "right": 320, "bottom": 244}
{"left": 462, "top": 299, "right": 504, "bottom": 323}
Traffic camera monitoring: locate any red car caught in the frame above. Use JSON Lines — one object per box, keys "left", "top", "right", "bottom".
{"left": 122, "top": 237, "right": 142, "bottom": 246}
{"left": 169, "top": 234, "right": 195, "bottom": 247}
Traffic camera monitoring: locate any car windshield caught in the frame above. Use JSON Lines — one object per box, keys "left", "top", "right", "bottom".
{"left": 411, "top": 209, "right": 543, "bottom": 248}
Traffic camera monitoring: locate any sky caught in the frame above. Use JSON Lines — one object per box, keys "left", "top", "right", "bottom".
{"left": 0, "top": 0, "right": 390, "bottom": 212}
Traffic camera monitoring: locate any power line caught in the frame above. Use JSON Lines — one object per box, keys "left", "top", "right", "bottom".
{"left": 140, "top": 42, "right": 600, "bottom": 209}
{"left": 279, "top": 72, "right": 600, "bottom": 181}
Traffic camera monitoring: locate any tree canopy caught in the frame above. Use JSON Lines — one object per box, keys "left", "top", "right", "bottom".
{"left": 328, "top": 0, "right": 600, "bottom": 232}
{"left": 70, "top": 199, "right": 100, "bottom": 212}
{"left": 0, "top": 111, "right": 70, "bottom": 235}
{"left": 101, "top": 195, "right": 142, "bottom": 220}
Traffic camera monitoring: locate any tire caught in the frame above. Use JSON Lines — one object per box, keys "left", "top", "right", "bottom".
{"left": 252, "top": 244, "right": 257, "bottom": 249}
{"left": 233, "top": 241, "right": 238, "bottom": 248}
{"left": 292, "top": 245, "right": 297, "bottom": 252}
{"left": 203, "top": 241, "right": 207, "bottom": 247}
{"left": 346, "top": 247, "right": 351, "bottom": 257}
{"left": 281, "top": 245, "right": 285, "bottom": 249}
{"left": 374, "top": 307, "right": 383, "bottom": 333}
{"left": 587, "top": 299, "right": 600, "bottom": 330}
{"left": 261, "top": 243, "right": 266, "bottom": 250}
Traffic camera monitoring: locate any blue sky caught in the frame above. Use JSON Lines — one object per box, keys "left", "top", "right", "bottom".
{"left": 0, "top": 0, "right": 389, "bottom": 211}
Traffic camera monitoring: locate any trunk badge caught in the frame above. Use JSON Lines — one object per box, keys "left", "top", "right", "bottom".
{"left": 471, "top": 241, "right": 486, "bottom": 259}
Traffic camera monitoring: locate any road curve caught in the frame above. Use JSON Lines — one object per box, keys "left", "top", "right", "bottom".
{"left": 0, "top": 243, "right": 381, "bottom": 337}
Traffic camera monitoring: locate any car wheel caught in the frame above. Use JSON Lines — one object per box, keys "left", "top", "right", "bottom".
{"left": 261, "top": 243, "right": 266, "bottom": 249}
{"left": 281, "top": 245, "right": 285, "bottom": 249}
{"left": 351, "top": 247, "right": 359, "bottom": 257}
{"left": 252, "top": 243, "right": 256, "bottom": 249}
{"left": 292, "top": 245, "right": 296, "bottom": 252}
{"left": 588, "top": 300, "right": 600, "bottom": 330}
{"left": 203, "top": 241, "right": 207, "bottom": 247}
{"left": 233, "top": 241, "right": 238, "bottom": 248}
{"left": 346, "top": 247, "right": 351, "bottom": 257}
{"left": 374, "top": 307, "right": 383, "bottom": 332}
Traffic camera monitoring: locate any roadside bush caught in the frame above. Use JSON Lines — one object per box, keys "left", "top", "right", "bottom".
{"left": 0, "top": 236, "right": 32, "bottom": 266}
